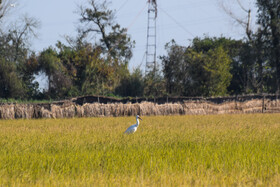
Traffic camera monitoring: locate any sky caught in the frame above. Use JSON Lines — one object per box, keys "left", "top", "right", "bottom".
{"left": 7, "top": 0, "right": 257, "bottom": 71}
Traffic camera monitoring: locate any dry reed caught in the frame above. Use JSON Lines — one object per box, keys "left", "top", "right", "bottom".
{"left": 0, "top": 99, "right": 280, "bottom": 119}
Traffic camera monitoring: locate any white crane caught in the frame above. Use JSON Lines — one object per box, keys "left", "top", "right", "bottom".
{"left": 124, "top": 115, "right": 143, "bottom": 134}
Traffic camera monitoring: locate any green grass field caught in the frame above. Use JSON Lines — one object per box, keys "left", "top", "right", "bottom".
{"left": 0, "top": 114, "right": 279, "bottom": 186}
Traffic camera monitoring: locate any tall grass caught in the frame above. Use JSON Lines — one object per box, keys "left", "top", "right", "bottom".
{"left": 0, "top": 114, "right": 279, "bottom": 186}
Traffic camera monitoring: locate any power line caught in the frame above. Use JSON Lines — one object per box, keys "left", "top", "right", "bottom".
{"left": 126, "top": 3, "right": 147, "bottom": 30}
{"left": 158, "top": 6, "right": 195, "bottom": 37}
{"left": 116, "top": 0, "right": 130, "bottom": 14}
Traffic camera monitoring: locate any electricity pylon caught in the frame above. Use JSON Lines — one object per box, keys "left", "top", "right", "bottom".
{"left": 145, "top": 0, "right": 157, "bottom": 75}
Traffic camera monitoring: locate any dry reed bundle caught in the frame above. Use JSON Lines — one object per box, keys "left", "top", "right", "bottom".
{"left": 1, "top": 97, "right": 280, "bottom": 119}
{"left": 240, "top": 99, "right": 262, "bottom": 113}
{"left": 263, "top": 99, "right": 280, "bottom": 113}
{"left": 183, "top": 101, "right": 208, "bottom": 115}
{"left": 0, "top": 104, "right": 15, "bottom": 119}
{"left": 50, "top": 104, "right": 76, "bottom": 118}
{"left": 14, "top": 104, "right": 34, "bottom": 119}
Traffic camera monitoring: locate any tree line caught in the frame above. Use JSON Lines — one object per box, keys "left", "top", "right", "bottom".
{"left": 0, "top": 0, "right": 280, "bottom": 100}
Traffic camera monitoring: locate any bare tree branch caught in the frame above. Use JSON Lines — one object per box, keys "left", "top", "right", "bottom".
{"left": 0, "top": 0, "right": 16, "bottom": 22}
{"left": 77, "top": 0, "right": 115, "bottom": 51}
{"left": 9, "top": 15, "right": 40, "bottom": 62}
{"left": 218, "top": 0, "right": 253, "bottom": 40}
{"left": 236, "top": 0, "right": 249, "bottom": 13}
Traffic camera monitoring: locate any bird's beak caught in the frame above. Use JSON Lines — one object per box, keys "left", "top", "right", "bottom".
{"left": 139, "top": 117, "right": 142, "bottom": 120}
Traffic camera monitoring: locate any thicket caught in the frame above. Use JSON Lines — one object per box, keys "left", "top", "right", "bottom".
{"left": 1, "top": 0, "right": 280, "bottom": 100}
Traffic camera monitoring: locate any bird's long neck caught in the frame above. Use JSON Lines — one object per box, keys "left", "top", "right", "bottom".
{"left": 136, "top": 118, "right": 140, "bottom": 127}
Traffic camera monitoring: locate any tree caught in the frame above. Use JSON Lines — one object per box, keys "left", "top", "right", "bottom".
{"left": 7, "top": 15, "right": 40, "bottom": 63}
{"left": 0, "top": 14, "right": 40, "bottom": 99}
{"left": 115, "top": 67, "right": 145, "bottom": 97}
{"left": 182, "top": 47, "right": 232, "bottom": 96}
{"left": 38, "top": 48, "right": 73, "bottom": 99}
{"left": 0, "top": 15, "right": 40, "bottom": 63}
{"left": 203, "top": 47, "right": 232, "bottom": 96}
{"left": 77, "top": 0, "right": 134, "bottom": 64}
{"left": 251, "top": 29, "right": 274, "bottom": 93}
{"left": 21, "top": 52, "right": 41, "bottom": 98}
{"left": 256, "top": 0, "right": 280, "bottom": 93}
{"left": 0, "top": 58, "right": 25, "bottom": 98}
{"left": 55, "top": 42, "right": 119, "bottom": 96}
{"left": 80, "top": 46, "right": 116, "bottom": 95}
{"left": 161, "top": 40, "right": 186, "bottom": 95}
{"left": 0, "top": 0, "right": 16, "bottom": 22}
{"left": 218, "top": 0, "right": 254, "bottom": 41}
{"left": 161, "top": 37, "right": 233, "bottom": 97}
{"left": 144, "top": 73, "right": 165, "bottom": 97}
{"left": 74, "top": 0, "right": 134, "bottom": 95}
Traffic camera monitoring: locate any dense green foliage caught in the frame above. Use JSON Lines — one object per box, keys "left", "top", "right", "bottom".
{"left": 1, "top": 0, "right": 280, "bottom": 100}
{"left": 256, "top": 0, "right": 280, "bottom": 92}
{"left": 161, "top": 39, "right": 232, "bottom": 96}
{"left": 0, "top": 114, "right": 279, "bottom": 186}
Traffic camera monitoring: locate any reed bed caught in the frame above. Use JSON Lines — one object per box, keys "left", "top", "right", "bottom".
{"left": 0, "top": 114, "right": 279, "bottom": 186}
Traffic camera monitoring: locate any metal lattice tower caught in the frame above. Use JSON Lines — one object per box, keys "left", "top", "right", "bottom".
{"left": 145, "top": 0, "right": 157, "bottom": 75}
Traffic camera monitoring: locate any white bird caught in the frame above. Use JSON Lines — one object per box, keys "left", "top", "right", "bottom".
{"left": 10, "top": 3, "right": 16, "bottom": 7}
{"left": 124, "top": 115, "right": 142, "bottom": 134}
